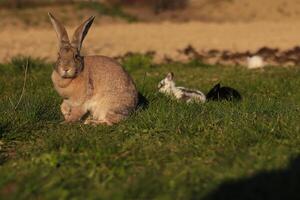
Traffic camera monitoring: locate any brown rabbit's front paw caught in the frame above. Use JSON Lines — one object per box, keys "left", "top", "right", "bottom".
{"left": 64, "top": 106, "right": 87, "bottom": 123}
{"left": 61, "top": 102, "right": 71, "bottom": 116}
{"left": 61, "top": 104, "right": 73, "bottom": 122}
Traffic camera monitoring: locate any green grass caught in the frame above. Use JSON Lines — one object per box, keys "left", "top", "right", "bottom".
{"left": 0, "top": 55, "right": 300, "bottom": 199}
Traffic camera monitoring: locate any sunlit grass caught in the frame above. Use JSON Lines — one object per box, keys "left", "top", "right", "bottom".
{"left": 0, "top": 56, "right": 300, "bottom": 199}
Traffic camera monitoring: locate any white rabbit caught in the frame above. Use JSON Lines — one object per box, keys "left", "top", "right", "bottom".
{"left": 247, "top": 55, "right": 265, "bottom": 69}
{"left": 158, "top": 72, "right": 206, "bottom": 103}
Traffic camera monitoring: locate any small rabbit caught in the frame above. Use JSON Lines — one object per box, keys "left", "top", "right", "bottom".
{"left": 206, "top": 83, "right": 242, "bottom": 101}
{"left": 158, "top": 72, "right": 206, "bottom": 103}
{"left": 247, "top": 55, "right": 265, "bottom": 69}
{"left": 48, "top": 13, "right": 138, "bottom": 125}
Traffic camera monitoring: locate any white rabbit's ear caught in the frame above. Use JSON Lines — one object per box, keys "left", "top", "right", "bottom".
{"left": 166, "top": 72, "right": 174, "bottom": 81}
{"left": 71, "top": 16, "right": 95, "bottom": 52}
{"left": 48, "top": 12, "right": 70, "bottom": 48}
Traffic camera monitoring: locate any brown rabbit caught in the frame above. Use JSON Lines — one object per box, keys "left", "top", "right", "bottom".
{"left": 48, "top": 13, "right": 138, "bottom": 125}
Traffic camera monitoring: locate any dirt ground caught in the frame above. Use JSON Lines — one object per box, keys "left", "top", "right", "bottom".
{"left": 1, "top": 0, "right": 300, "bottom": 63}
{"left": 127, "top": 0, "right": 300, "bottom": 22}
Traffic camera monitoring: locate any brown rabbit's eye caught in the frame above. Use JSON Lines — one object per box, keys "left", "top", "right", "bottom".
{"left": 75, "top": 54, "right": 81, "bottom": 60}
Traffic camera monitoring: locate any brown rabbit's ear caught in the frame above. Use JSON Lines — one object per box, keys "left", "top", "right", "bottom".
{"left": 71, "top": 16, "right": 95, "bottom": 52}
{"left": 48, "top": 12, "right": 70, "bottom": 48}
{"left": 166, "top": 72, "right": 174, "bottom": 81}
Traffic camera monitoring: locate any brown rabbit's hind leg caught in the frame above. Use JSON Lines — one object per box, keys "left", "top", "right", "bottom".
{"left": 103, "top": 111, "right": 128, "bottom": 125}
{"left": 83, "top": 109, "right": 111, "bottom": 125}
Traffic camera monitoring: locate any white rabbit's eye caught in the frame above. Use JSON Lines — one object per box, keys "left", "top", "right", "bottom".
{"left": 158, "top": 81, "right": 165, "bottom": 89}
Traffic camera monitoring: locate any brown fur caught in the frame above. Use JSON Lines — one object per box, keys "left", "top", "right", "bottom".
{"left": 49, "top": 13, "right": 138, "bottom": 125}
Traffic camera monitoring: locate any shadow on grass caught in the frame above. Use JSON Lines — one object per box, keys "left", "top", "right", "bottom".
{"left": 0, "top": 123, "right": 10, "bottom": 138}
{"left": 204, "top": 157, "right": 300, "bottom": 200}
{"left": 0, "top": 123, "right": 9, "bottom": 165}
{"left": 137, "top": 92, "right": 149, "bottom": 110}
{"left": 0, "top": 154, "right": 8, "bottom": 166}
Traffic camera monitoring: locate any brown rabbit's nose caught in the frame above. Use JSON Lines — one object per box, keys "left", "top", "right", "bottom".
{"left": 63, "top": 68, "right": 71, "bottom": 73}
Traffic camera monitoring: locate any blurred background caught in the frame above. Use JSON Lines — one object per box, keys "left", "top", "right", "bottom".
{"left": 1, "top": 0, "right": 300, "bottom": 65}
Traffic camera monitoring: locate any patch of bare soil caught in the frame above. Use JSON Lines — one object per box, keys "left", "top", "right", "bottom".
{"left": 0, "top": 5, "right": 128, "bottom": 28}
{"left": 0, "top": 182, "right": 17, "bottom": 197}
{"left": 1, "top": 21, "right": 300, "bottom": 65}
{"left": 176, "top": 46, "right": 300, "bottom": 67}
{"left": 1, "top": 0, "right": 300, "bottom": 65}
{"left": 125, "top": 0, "right": 300, "bottom": 22}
